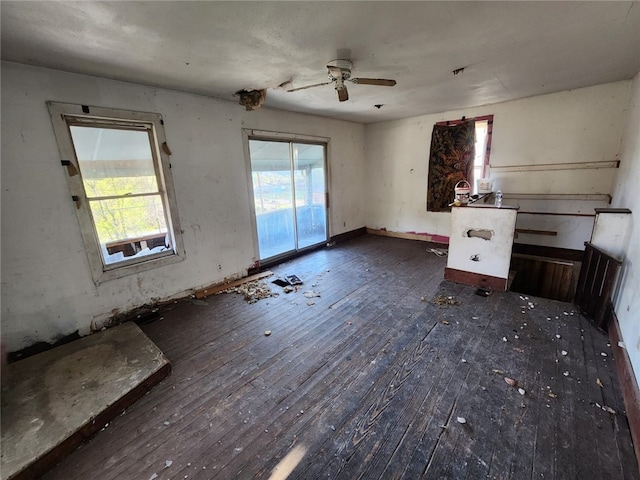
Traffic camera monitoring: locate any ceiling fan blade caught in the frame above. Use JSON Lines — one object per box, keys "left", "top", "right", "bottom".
{"left": 335, "top": 76, "right": 349, "bottom": 102}
{"left": 337, "top": 85, "right": 349, "bottom": 102}
{"left": 287, "top": 81, "right": 333, "bottom": 93}
{"left": 349, "top": 78, "right": 397, "bottom": 87}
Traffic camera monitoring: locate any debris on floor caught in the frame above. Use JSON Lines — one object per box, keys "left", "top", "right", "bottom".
{"left": 264, "top": 330, "right": 272, "bottom": 336}
{"left": 221, "top": 280, "right": 278, "bottom": 304}
{"left": 285, "top": 274, "right": 303, "bottom": 285}
{"left": 428, "top": 248, "right": 448, "bottom": 257}
{"left": 432, "top": 295, "right": 460, "bottom": 307}
{"left": 303, "top": 291, "right": 321, "bottom": 298}
{"left": 475, "top": 288, "right": 491, "bottom": 297}
{"left": 272, "top": 278, "right": 291, "bottom": 287}
{"left": 595, "top": 402, "right": 617, "bottom": 415}
{"left": 195, "top": 270, "right": 274, "bottom": 298}
{"left": 504, "top": 377, "right": 517, "bottom": 387}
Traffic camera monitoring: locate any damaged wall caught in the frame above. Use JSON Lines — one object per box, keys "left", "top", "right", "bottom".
{"left": 610, "top": 71, "right": 640, "bottom": 385}
{"left": 0, "top": 61, "right": 366, "bottom": 353}
{"left": 364, "top": 81, "right": 631, "bottom": 250}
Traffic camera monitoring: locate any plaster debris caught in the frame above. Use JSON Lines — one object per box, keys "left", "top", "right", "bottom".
{"left": 264, "top": 330, "right": 272, "bottom": 336}
{"left": 303, "top": 291, "right": 321, "bottom": 298}
{"left": 307, "top": 301, "right": 315, "bottom": 306}
{"left": 556, "top": 335, "right": 561, "bottom": 339}
{"left": 518, "top": 388, "right": 526, "bottom": 396}
{"left": 601, "top": 352, "right": 608, "bottom": 357}
{"left": 596, "top": 378, "right": 604, "bottom": 388}
{"left": 504, "top": 377, "right": 517, "bottom": 387}
{"left": 456, "top": 416, "right": 467, "bottom": 424}
{"left": 502, "top": 337, "right": 508, "bottom": 342}
{"left": 149, "top": 474, "right": 159, "bottom": 480}
{"left": 433, "top": 295, "right": 460, "bottom": 306}
{"left": 563, "top": 371, "right": 570, "bottom": 377}
{"left": 165, "top": 460, "right": 173, "bottom": 468}
{"left": 595, "top": 402, "right": 617, "bottom": 414}
{"left": 618, "top": 341, "right": 626, "bottom": 349}
{"left": 561, "top": 350, "right": 568, "bottom": 356}
{"left": 163, "top": 421, "right": 170, "bottom": 426}
{"left": 222, "top": 280, "right": 277, "bottom": 304}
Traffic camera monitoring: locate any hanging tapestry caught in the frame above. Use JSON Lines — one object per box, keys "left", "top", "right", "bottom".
{"left": 426, "top": 120, "right": 475, "bottom": 212}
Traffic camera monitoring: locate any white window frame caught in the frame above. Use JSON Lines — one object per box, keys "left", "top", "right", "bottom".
{"left": 48, "top": 102, "right": 185, "bottom": 284}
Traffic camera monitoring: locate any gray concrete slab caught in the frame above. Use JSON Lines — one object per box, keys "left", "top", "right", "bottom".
{"left": 0, "top": 322, "right": 170, "bottom": 480}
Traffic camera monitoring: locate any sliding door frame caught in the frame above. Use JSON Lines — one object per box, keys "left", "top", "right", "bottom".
{"left": 241, "top": 128, "right": 331, "bottom": 265}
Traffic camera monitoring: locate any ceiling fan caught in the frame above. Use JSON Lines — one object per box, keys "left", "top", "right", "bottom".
{"left": 286, "top": 59, "right": 396, "bottom": 102}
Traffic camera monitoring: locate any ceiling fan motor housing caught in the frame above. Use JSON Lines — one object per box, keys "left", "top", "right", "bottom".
{"left": 327, "top": 59, "right": 352, "bottom": 80}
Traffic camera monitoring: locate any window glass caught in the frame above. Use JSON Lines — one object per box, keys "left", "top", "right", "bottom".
{"left": 70, "top": 127, "right": 158, "bottom": 197}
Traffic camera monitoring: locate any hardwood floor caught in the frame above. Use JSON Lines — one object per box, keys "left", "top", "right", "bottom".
{"left": 42, "top": 235, "right": 638, "bottom": 479}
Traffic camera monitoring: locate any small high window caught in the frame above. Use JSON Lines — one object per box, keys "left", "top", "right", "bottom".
{"left": 48, "top": 102, "right": 185, "bottom": 283}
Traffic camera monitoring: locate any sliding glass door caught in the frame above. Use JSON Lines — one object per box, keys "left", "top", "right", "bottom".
{"left": 249, "top": 139, "right": 327, "bottom": 261}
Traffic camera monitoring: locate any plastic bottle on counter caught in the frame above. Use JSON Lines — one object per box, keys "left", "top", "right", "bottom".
{"left": 495, "top": 190, "right": 503, "bottom": 207}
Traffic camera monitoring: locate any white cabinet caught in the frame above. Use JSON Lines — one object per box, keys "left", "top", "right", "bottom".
{"left": 445, "top": 205, "right": 518, "bottom": 291}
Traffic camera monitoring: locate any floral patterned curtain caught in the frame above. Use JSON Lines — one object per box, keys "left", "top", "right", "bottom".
{"left": 426, "top": 120, "right": 476, "bottom": 212}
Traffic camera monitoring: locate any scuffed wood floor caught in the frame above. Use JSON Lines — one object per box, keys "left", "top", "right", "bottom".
{"left": 43, "top": 235, "right": 638, "bottom": 479}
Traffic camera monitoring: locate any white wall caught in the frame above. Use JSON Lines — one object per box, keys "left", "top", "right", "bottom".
{"left": 365, "top": 82, "right": 630, "bottom": 250}
{"left": 610, "top": 72, "right": 640, "bottom": 385}
{"left": 0, "top": 62, "right": 366, "bottom": 352}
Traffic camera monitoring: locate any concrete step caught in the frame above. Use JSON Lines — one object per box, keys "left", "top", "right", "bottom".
{"left": 1, "top": 322, "right": 171, "bottom": 480}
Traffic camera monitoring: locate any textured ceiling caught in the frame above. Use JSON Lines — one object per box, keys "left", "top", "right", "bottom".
{"left": 2, "top": 1, "right": 639, "bottom": 123}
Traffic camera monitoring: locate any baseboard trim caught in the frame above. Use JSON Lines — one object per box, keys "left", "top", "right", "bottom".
{"left": 609, "top": 311, "right": 640, "bottom": 466}
{"left": 444, "top": 267, "right": 507, "bottom": 291}
{"left": 331, "top": 226, "right": 367, "bottom": 244}
{"left": 366, "top": 228, "right": 449, "bottom": 244}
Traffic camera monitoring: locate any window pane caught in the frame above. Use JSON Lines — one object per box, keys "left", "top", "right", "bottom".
{"left": 293, "top": 144, "right": 327, "bottom": 249}
{"left": 88, "top": 195, "right": 169, "bottom": 264}
{"left": 474, "top": 121, "right": 488, "bottom": 171}
{"left": 70, "top": 126, "right": 159, "bottom": 197}
{"left": 249, "top": 140, "right": 296, "bottom": 258}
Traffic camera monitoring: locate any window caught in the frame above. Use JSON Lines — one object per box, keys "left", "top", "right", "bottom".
{"left": 436, "top": 115, "right": 493, "bottom": 193}
{"left": 48, "top": 102, "right": 185, "bottom": 283}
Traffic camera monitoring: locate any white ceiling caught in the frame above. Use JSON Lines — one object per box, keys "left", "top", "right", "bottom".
{"left": 2, "top": 1, "right": 639, "bottom": 124}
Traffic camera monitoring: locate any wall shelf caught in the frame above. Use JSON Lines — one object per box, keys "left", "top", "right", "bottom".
{"left": 490, "top": 160, "right": 619, "bottom": 173}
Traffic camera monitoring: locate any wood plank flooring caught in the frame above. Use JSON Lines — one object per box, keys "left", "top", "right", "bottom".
{"left": 41, "top": 235, "right": 638, "bottom": 480}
